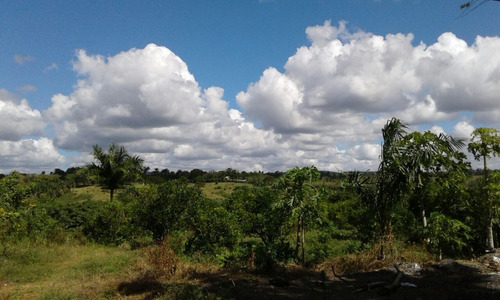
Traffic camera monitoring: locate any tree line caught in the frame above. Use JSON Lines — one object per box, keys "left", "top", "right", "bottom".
{"left": 1, "top": 118, "right": 500, "bottom": 268}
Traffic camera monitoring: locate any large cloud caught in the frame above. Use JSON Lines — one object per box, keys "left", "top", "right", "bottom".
{"left": 36, "top": 22, "right": 500, "bottom": 172}
{"left": 236, "top": 20, "right": 500, "bottom": 169}
{"left": 44, "top": 44, "right": 290, "bottom": 171}
{"left": 237, "top": 21, "right": 500, "bottom": 133}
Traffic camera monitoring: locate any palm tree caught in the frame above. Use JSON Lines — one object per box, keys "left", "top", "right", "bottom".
{"left": 374, "top": 117, "right": 409, "bottom": 259}
{"left": 344, "top": 119, "right": 409, "bottom": 259}
{"left": 88, "top": 143, "right": 144, "bottom": 201}
{"left": 351, "top": 118, "right": 469, "bottom": 259}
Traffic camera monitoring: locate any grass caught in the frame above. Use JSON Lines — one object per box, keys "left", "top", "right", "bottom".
{"left": 70, "top": 185, "right": 110, "bottom": 202}
{"left": 0, "top": 240, "right": 226, "bottom": 299}
{"left": 0, "top": 242, "right": 141, "bottom": 299}
{"left": 67, "top": 181, "right": 251, "bottom": 203}
{"left": 199, "top": 182, "right": 251, "bottom": 200}
{"left": 0, "top": 237, "right": 436, "bottom": 299}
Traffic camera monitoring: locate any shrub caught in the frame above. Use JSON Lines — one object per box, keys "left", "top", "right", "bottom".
{"left": 145, "top": 241, "right": 178, "bottom": 279}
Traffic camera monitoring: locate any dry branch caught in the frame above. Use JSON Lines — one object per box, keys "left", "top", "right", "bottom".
{"left": 332, "top": 263, "right": 405, "bottom": 295}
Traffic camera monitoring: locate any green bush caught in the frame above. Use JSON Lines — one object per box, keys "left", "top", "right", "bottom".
{"left": 130, "top": 181, "right": 204, "bottom": 243}
{"left": 185, "top": 199, "right": 240, "bottom": 255}
{"left": 426, "top": 212, "right": 471, "bottom": 258}
{"left": 82, "top": 201, "right": 131, "bottom": 245}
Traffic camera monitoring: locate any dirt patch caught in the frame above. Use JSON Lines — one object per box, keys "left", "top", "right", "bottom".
{"left": 117, "top": 257, "right": 500, "bottom": 299}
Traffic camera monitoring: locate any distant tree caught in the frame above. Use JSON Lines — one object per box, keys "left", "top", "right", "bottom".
{"left": 189, "top": 169, "right": 205, "bottom": 182}
{"left": 88, "top": 144, "right": 144, "bottom": 201}
{"left": 66, "top": 167, "right": 92, "bottom": 188}
{"left": 160, "top": 168, "right": 175, "bottom": 180}
{"left": 468, "top": 127, "right": 500, "bottom": 250}
{"left": 52, "top": 168, "right": 66, "bottom": 177}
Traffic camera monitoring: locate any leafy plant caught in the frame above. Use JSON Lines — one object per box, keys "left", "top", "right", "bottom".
{"left": 426, "top": 212, "right": 471, "bottom": 259}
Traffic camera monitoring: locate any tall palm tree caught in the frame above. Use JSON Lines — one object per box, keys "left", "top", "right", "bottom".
{"left": 88, "top": 143, "right": 144, "bottom": 201}
{"left": 374, "top": 117, "right": 409, "bottom": 259}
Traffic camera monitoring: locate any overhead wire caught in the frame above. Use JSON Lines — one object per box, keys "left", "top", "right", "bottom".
{"left": 457, "top": 0, "right": 500, "bottom": 18}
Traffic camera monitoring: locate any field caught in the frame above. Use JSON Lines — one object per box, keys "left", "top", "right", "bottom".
{"left": 2, "top": 242, "right": 500, "bottom": 299}
{"left": 2, "top": 176, "right": 500, "bottom": 299}
{"left": 70, "top": 182, "right": 252, "bottom": 202}
{"left": 0, "top": 243, "right": 139, "bottom": 299}
{"left": 197, "top": 182, "right": 251, "bottom": 200}
{"left": 71, "top": 185, "right": 110, "bottom": 202}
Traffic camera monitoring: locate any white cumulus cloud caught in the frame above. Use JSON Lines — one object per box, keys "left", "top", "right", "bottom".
{"left": 7, "top": 20, "right": 500, "bottom": 173}
{"left": 0, "top": 138, "right": 66, "bottom": 174}
{"left": 0, "top": 89, "right": 45, "bottom": 141}
{"left": 44, "top": 44, "right": 288, "bottom": 171}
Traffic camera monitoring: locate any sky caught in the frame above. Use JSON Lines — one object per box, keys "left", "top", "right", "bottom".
{"left": 2, "top": 0, "right": 500, "bottom": 173}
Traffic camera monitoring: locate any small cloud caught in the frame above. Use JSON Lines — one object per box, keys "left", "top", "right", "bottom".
{"left": 17, "top": 85, "right": 37, "bottom": 92}
{"left": 0, "top": 88, "right": 22, "bottom": 102}
{"left": 14, "top": 54, "right": 34, "bottom": 65}
{"left": 45, "top": 63, "right": 58, "bottom": 71}
{"left": 452, "top": 121, "right": 474, "bottom": 140}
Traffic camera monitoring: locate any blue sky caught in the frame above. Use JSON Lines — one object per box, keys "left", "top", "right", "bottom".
{"left": 1, "top": 0, "right": 500, "bottom": 173}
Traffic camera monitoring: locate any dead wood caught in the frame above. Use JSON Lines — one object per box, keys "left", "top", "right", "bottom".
{"left": 332, "top": 263, "right": 405, "bottom": 295}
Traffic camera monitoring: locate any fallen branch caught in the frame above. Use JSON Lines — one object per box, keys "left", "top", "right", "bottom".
{"left": 331, "top": 265, "right": 356, "bottom": 287}
{"left": 332, "top": 263, "right": 405, "bottom": 295}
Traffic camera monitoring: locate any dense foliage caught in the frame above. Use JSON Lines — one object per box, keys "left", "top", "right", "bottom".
{"left": 1, "top": 124, "right": 500, "bottom": 269}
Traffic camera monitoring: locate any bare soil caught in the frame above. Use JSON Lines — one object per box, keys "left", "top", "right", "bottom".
{"left": 117, "top": 254, "right": 500, "bottom": 299}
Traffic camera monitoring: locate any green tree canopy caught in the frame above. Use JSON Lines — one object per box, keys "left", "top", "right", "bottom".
{"left": 274, "top": 166, "right": 321, "bottom": 265}
{"left": 468, "top": 127, "right": 500, "bottom": 250}
{"left": 468, "top": 128, "right": 500, "bottom": 179}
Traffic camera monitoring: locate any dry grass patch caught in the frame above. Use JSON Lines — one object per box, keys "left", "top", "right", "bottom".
{"left": 324, "top": 242, "right": 434, "bottom": 275}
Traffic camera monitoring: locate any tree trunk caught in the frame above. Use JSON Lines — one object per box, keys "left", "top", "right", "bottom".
{"left": 295, "top": 216, "right": 301, "bottom": 261}
{"left": 487, "top": 210, "right": 495, "bottom": 251}
{"left": 378, "top": 220, "right": 393, "bottom": 260}
{"left": 484, "top": 155, "right": 495, "bottom": 251}
{"left": 421, "top": 207, "right": 427, "bottom": 228}
{"left": 421, "top": 206, "right": 431, "bottom": 244}
{"left": 110, "top": 188, "right": 114, "bottom": 201}
{"left": 301, "top": 218, "right": 305, "bottom": 266}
